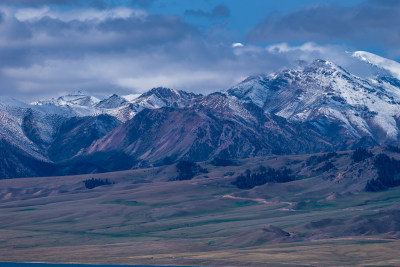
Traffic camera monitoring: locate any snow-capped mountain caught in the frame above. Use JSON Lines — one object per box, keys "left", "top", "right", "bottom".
{"left": 2, "top": 50, "right": 400, "bottom": 178}
{"left": 31, "top": 91, "right": 103, "bottom": 117}
{"left": 226, "top": 57, "right": 400, "bottom": 145}
{"left": 0, "top": 87, "right": 203, "bottom": 177}
{"left": 0, "top": 97, "right": 47, "bottom": 160}
{"left": 1, "top": 87, "right": 198, "bottom": 152}
{"left": 103, "top": 87, "right": 200, "bottom": 122}
{"left": 30, "top": 87, "right": 200, "bottom": 122}
{"left": 32, "top": 91, "right": 100, "bottom": 107}
{"left": 0, "top": 97, "right": 61, "bottom": 178}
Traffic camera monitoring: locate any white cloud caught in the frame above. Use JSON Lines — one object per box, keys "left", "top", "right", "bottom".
{"left": 232, "top": 42, "right": 244, "bottom": 48}
{"left": 265, "top": 42, "right": 353, "bottom": 66}
{"left": 267, "top": 42, "right": 328, "bottom": 54}
{"left": 14, "top": 6, "right": 50, "bottom": 21}
{"left": 14, "top": 6, "right": 146, "bottom": 22}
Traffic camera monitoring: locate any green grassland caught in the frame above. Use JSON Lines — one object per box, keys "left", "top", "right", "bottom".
{"left": 1, "top": 151, "right": 400, "bottom": 266}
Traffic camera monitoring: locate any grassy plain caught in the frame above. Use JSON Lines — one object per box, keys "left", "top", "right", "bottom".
{"left": 1, "top": 153, "right": 400, "bottom": 266}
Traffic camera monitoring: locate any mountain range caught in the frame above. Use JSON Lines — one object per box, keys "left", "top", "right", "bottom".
{"left": 1, "top": 51, "right": 400, "bottom": 178}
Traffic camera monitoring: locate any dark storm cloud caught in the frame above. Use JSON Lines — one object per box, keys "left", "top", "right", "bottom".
{"left": 0, "top": 2, "right": 382, "bottom": 101}
{"left": 247, "top": 0, "right": 400, "bottom": 51}
{"left": 185, "top": 5, "right": 230, "bottom": 18}
{"left": 0, "top": 6, "right": 206, "bottom": 99}
{"left": 97, "top": 15, "right": 196, "bottom": 44}
{"left": 0, "top": 9, "right": 197, "bottom": 68}
{"left": 0, "top": 5, "right": 252, "bottom": 100}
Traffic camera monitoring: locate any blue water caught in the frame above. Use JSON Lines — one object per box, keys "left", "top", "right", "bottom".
{"left": 0, "top": 264, "right": 187, "bottom": 267}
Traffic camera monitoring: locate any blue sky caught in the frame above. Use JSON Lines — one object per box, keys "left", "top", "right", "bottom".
{"left": 0, "top": 0, "right": 398, "bottom": 100}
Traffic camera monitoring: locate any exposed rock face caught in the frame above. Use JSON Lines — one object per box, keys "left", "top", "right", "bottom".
{"left": 83, "top": 93, "right": 334, "bottom": 167}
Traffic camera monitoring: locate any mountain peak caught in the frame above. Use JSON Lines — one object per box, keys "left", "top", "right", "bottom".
{"left": 309, "top": 59, "right": 336, "bottom": 69}
{"left": 32, "top": 91, "right": 100, "bottom": 108}
{"left": 96, "top": 94, "right": 127, "bottom": 109}
{"left": 226, "top": 56, "right": 400, "bottom": 143}
{"left": 305, "top": 59, "right": 350, "bottom": 76}
{"left": 140, "top": 87, "right": 179, "bottom": 98}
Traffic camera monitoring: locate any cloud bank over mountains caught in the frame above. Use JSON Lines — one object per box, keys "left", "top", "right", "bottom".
{"left": 0, "top": 1, "right": 398, "bottom": 101}
{"left": 248, "top": 0, "right": 400, "bottom": 53}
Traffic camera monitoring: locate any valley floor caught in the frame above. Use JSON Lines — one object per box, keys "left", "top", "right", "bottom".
{"left": 1, "top": 154, "right": 400, "bottom": 266}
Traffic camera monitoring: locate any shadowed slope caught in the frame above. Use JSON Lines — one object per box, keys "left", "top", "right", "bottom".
{"left": 48, "top": 114, "right": 121, "bottom": 162}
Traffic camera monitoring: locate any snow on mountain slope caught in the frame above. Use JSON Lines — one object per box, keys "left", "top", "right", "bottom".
{"left": 30, "top": 88, "right": 200, "bottom": 122}
{"left": 0, "top": 92, "right": 109, "bottom": 164}
{"left": 32, "top": 91, "right": 100, "bottom": 107}
{"left": 352, "top": 51, "right": 400, "bottom": 80}
{"left": 134, "top": 87, "right": 200, "bottom": 110}
{"left": 0, "top": 97, "right": 49, "bottom": 161}
{"left": 122, "top": 94, "right": 140, "bottom": 101}
{"left": 32, "top": 91, "right": 102, "bottom": 117}
{"left": 107, "top": 87, "right": 201, "bottom": 122}
{"left": 96, "top": 94, "right": 127, "bottom": 109}
{"left": 190, "top": 92, "right": 260, "bottom": 125}
{"left": 226, "top": 59, "right": 400, "bottom": 144}
{"left": 0, "top": 87, "right": 200, "bottom": 165}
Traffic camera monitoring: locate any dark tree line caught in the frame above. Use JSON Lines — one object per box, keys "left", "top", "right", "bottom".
{"left": 173, "top": 160, "right": 208, "bottom": 181}
{"left": 317, "top": 161, "right": 336, "bottom": 172}
{"left": 83, "top": 178, "right": 114, "bottom": 189}
{"left": 232, "top": 166, "right": 296, "bottom": 189}
{"left": 365, "top": 154, "right": 400, "bottom": 192}
{"left": 352, "top": 148, "right": 373, "bottom": 163}
{"left": 306, "top": 152, "right": 337, "bottom": 166}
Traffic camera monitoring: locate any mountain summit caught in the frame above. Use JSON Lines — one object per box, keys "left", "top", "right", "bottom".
{"left": 226, "top": 58, "right": 400, "bottom": 145}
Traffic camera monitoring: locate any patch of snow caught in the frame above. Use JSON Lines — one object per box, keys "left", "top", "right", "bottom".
{"left": 123, "top": 94, "right": 141, "bottom": 101}
{"left": 352, "top": 51, "right": 400, "bottom": 80}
